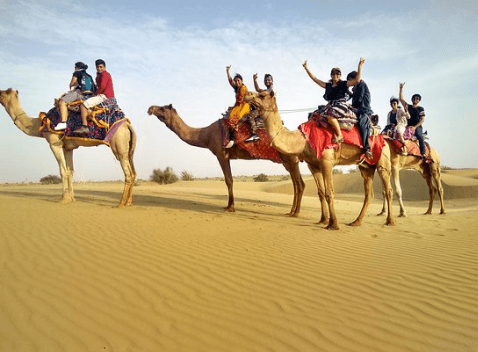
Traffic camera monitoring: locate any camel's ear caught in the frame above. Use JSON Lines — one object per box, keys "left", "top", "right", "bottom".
{"left": 168, "top": 104, "right": 173, "bottom": 109}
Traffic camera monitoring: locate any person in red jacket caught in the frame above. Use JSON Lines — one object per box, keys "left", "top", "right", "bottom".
{"left": 75, "top": 59, "right": 116, "bottom": 134}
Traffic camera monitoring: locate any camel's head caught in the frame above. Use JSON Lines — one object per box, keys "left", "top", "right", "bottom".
{"left": 0, "top": 88, "right": 19, "bottom": 108}
{"left": 244, "top": 90, "right": 277, "bottom": 113}
{"left": 147, "top": 104, "right": 176, "bottom": 125}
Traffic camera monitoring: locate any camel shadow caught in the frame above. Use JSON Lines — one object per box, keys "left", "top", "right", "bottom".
{"left": 0, "top": 188, "right": 301, "bottom": 218}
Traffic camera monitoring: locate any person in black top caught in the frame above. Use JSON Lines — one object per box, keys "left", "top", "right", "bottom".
{"left": 399, "top": 82, "right": 426, "bottom": 158}
{"left": 303, "top": 57, "right": 365, "bottom": 143}
{"left": 347, "top": 70, "right": 373, "bottom": 159}
{"left": 54, "top": 62, "right": 95, "bottom": 131}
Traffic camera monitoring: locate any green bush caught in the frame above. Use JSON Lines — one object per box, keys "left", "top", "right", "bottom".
{"left": 181, "top": 171, "right": 194, "bottom": 181}
{"left": 150, "top": 167, "right": 178, "bottom": 184}
{"left": 253, "top": 173, "right": 269, "bottom": 182}
{"left": 40, "top": 175, "right": 62, "bottom": 184}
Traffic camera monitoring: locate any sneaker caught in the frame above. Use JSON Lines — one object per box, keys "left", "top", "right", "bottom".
{"left": 401, "top": 146, "right": 408, "bottom": 156}
{"left": 54, "top": 122, "right": 67, "bottom": 131}
{"left": 244, "top": 134, "right": 260, "bottom": 143}
{"left": 73, "top": 126, "right": 89, "bottom": 134}
{"left": 224, "top": 140, "right": 234, "bottom": 148}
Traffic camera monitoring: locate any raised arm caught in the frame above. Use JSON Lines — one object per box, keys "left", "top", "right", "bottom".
{"left": 399, "top": 82, "right": 407, "bottom": 108}
{"left": 226, "top": 65, "right": 235, "bottom": 88}
{"left": 253, "top": 73, "right": 264, "bottom": 92}
{"left": 347, "top": 57, "right": 365, "bottom": 87}
{"left": 303, "top": 60, "right": 326, "bottom": 88}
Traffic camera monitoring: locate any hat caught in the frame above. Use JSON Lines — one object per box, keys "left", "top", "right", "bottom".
{"left": 390, "top": 96, "right": 399, "bottom": 104}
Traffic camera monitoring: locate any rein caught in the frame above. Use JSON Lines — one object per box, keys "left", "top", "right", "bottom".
{"left": 255, "top": 106, "right": 283, "bottom": 146}
{"left": 13, "top": 111, "right": 28, "bottom": 125}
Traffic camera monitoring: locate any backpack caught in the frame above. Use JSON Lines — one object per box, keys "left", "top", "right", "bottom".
{"left": 78, "top": 71, "right": 97, "bottom": 93}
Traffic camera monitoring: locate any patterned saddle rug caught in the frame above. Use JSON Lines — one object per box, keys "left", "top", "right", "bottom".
{"left": 220, "top": 119, "right": 282, "bottom": 163}
{"left": 39, "top": 98, "right": 127, "bottom": 145}
{"left": 385, "top": 136, "right": 432, "bottom": 162}
{"left": 299, "top": 120, "right": 385, "bottom": 165}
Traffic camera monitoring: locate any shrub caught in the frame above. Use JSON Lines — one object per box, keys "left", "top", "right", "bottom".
{"left": 40, "top": 175, "right": 62, "bottom": 184}
{"left": 181, "top": 171, "right": 194, "bottom": 181}
{"left": 150, "top": 167, "right": 178, "bottom": 184}
{"left": 253, "top": 173, "right": 269, "bottom": 182}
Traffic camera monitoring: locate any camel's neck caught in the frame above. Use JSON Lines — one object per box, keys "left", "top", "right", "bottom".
{"left": 262, "top": 109, "right": 307, "bottom": 155}
{"left": 4, "top": 102, "right": 42, "bottom": 137}
{"left": 167, "top": 113, "right": 210, "bottom": 148}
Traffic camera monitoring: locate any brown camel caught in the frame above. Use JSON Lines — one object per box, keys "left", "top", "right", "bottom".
{"left": 0, "top": 88, "right": 136, "bottom": 207}
{"left": 378, "top": 142, "right": 445, "bottom": 217}
{"left": 245, "top": 90, "right": 395, "bottom": 230}
{"left": 147, "top": 104, "right": 305, "bottom": 215}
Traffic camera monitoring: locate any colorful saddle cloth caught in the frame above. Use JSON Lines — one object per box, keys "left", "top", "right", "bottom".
{"left": 385, "top": 136, "right": 432, "bottom": 161}
{"left": 39, "top": 98, "right": 126, "bottom": 144}
{"left": 299, "top": 120, "right": 385, "bottom": 166}
{"left": 220, "top": 119, "right": 282, "bottom": 163}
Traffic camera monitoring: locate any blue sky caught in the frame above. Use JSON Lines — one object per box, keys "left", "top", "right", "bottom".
{"left": 1, "top": 0, "right": 477, "bottom": 182}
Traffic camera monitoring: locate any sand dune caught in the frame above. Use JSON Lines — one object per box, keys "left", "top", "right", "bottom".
{"left": 1, "top": 171, "right": 477, "bottom": 351}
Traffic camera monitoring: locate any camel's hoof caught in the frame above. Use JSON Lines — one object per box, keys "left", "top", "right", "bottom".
{"left": 115, "top": 204, "right": 126, "bottom": 208}
{"left": 398, "top": 213, "right": 407, "bottom": 218}
{"left": 385, "top": 220, "right": 396, "bottom": 226}
{"left": 423, "top": 211, "right": 432, "bottom": 215}
{"left": 287, "top": 212, "right": 299, "bottom": 218}
{"left": 60, "top": 198, "right": 74, "bottom": 204}
{"left": 376, "top": 212, "right": 385, "bottom": 216}
{"left": 348, "top": 221, "right": 362, "bottom": 227}
{"left": 440, "top": 210, "right": 446, "bottom": 215}
{"left": 317, "top": 219, "right": 328, "bottom": 225}
{"left": 326, "top": 225, "right": 340, "bottom": 230}
{"left": 224, "top": 206, "right": 235, "bottom": 212}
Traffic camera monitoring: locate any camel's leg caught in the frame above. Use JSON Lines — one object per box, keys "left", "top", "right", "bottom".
{"left": 391, "top": 165, "right": 407, "bottom": 217}
{"left": 419, "top": 165, "right": 435, "bottom": 215}
{"left": 217, "top": 156, "right": 235, "bottom": 212}
{"left": 377, "top": 189, "right": 387, "bottom": 216}
{"left": 110, "top": 127, "right": 136, "bottom": 208}
{"left": 64, "top": 149, "right": 75, "bottom": 202}
{"left": 48, "top": 141, "right": 74, "bottom": 203}
{"left": 308, "top": 164, "right": 328, "bottom": 225}
{"left": 429, "top": 163, "right": 446, "bottom": 215}
{"left": 377, "top": 165, "right": 395, "bottom": 226}
{"left": 283, "top": 159, "right": 305, "bottom": 217}
{"left": 319, "top": 160, "right": 339, "bottom": 230}
{"left": 349, "top": 166, "right": 375, "bottom": 226}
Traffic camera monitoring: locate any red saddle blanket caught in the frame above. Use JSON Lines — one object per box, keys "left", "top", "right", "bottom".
{"left": 220, "top": 120, "right": 282, "bottom": 163}
{"left": 299, "top": 120, "right": 385, "bottom": 165}
{"left": 39, "top": 98, "right": 126, "bottom": 144}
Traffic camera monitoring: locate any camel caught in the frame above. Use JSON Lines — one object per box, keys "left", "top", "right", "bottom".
{"left": 378, "top": 143, "right": 445, "bottom": 217}
{"left": 0, "top": 88, "right": 136, "bottom": 207}
{"left": 147, "top": 104, "right": 305, "bottom": 215}
{"left": 245, "top": 90, "right": 395, "bottom": 230}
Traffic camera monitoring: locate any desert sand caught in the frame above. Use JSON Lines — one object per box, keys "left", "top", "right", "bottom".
{"left": 1, "top": 169, "right": 478, "bottom": 352}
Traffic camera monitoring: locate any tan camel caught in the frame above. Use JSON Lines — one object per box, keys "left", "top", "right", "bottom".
{"left": 147, "top": 104, "right": 305, "bottom": 215}
{"left": 378, "top": 143, "right": 445, "bottom": 217}
{"left": 245, "top": 90, "right": 395, "bottom": 230}
{"left": 0, "top": 88, "right": 136, "bottom": 207}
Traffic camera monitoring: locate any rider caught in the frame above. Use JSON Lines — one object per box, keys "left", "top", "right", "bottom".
{"left": 54, "top": 62, "right": 95, "bottom": 131}
{"left": 399, "top": 82, "right": 426, "bottom": 159}
{"left": 243, "top": 73, "right": 276, "bottom": 143}
{"left": 386, "top": 90, "right": 410, "bottom": 155}
{"left": 76, "top": 59, "right": 116, "bottom": 134}
{"left": 303, "top": 57, "right": 365, "bottom": 143}
{"left": 224, "top": 66, "right": 250, "bottom": 148}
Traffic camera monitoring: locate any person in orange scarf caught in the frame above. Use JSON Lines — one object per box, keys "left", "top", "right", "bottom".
{"left": 224, "top": 65, "right": 251, "bottom": 148}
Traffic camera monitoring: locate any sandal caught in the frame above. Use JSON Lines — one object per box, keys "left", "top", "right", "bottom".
{"left": 365, "top": 150, "right": 373, "bottom": 159}
{"left": 333, "top": 135, "right": 344, "bottom": 143}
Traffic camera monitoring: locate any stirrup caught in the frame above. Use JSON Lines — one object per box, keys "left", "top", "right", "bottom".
{"left": 224, "top": 140, "right": 234, "bottom": 148}
{"left": 245, "top": 134, "right": 260, "bottom": 143}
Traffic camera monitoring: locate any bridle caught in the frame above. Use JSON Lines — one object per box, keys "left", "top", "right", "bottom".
{"left": 13, "top": 111, "right": 28, "bottom": 125}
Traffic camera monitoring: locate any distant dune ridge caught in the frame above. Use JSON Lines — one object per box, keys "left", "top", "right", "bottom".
{"left": 0, "top": 169, "right": 477, "bottom": 351}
